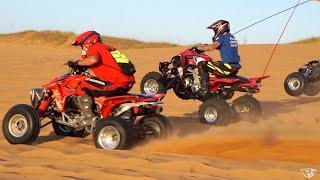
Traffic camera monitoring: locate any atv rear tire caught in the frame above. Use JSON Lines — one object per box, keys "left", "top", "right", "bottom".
{"left": 284, "top": 72, "right": 306, "bottom": 97}
{"left": 140, "top": 114, "right": 171, "bottom": 139}
{"left": 52, "top": 120, "right": 86, "bottom": 137}
{"left": 2, "top": 104, "right": 40, "bottom": 144}
{"left": 94, "top": 117, "right": 134, "bottom": 150}
{"left": 199, "top": 98, "right": 231, "bottom": 125}
{"left": 304, "top": 81, "right": 320, "bottom": 96}
{"left": 231, "top": 95, "right": 262, "bottom": 122}
{"left": 140, "top": 72, "right": 166, "bottom": 95}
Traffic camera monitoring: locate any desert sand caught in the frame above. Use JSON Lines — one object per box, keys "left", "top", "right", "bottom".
{"left": 0, "top": 41, "right": 320, "bottom": 179}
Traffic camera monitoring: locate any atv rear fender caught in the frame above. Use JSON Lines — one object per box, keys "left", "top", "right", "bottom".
{"left": 237, "top": 75, "right": 270, "bottom": 92}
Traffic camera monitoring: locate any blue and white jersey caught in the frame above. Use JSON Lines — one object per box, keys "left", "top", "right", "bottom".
{"left": 216, "top": 33, "right": 241, "bottom": 68}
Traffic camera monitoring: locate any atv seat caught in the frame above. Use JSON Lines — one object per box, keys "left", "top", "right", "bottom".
{"left": 233, "top": 75, "right": 250, "bottom": 83}
{"left": 215, "top": 75, "right": 250, "bottom": 83}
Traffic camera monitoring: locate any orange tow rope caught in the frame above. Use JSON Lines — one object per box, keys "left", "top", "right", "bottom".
{"left": 262, "top": 0, "right": 302, "bottom": 76}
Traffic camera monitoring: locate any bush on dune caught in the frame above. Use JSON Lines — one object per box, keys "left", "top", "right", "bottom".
{"left": 291, "top": 37, "right": 320, "bottom": 44}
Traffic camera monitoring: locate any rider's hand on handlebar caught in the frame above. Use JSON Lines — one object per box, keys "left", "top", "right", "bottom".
{"left": 191, "top": 46, "right": 205, "bottom": 54}
{"left": 67, "top": 60, "right": 80, "bottom": 68}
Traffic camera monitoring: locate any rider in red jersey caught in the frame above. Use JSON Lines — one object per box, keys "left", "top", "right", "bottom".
{"left": 69, "top": 31, "right": 136, "bottom": 125}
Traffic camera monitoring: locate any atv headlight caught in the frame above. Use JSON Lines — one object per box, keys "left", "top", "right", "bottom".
{"left": 193, "top": 57, "right": 206, "bottom": 64}
{"left": 30, "top": 88, "right": 46, "bottom": 108}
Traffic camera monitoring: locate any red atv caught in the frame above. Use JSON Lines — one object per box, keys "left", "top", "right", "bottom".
{"left": 141, "top": 48, "right": 269, "bottom": 125}
{"left": 2, "top": 63, "right": 170, "bottom": 150}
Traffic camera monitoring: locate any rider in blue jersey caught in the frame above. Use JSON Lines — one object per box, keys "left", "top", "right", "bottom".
{"left": 196, "top": 20, "right": 241, "bottom": 98}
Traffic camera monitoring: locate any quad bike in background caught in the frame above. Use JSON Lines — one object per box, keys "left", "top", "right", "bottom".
{"left": 2, "top": 62, "right": 171, "bottom": 150}
{"left": 140, "top": 48, "right": 269, "bottom": 125}
{"left": 284, "top": 60, "right": 320, "bottom": 97}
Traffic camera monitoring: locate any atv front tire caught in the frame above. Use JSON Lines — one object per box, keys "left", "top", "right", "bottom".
{"left": 2, "top": 104, "right": 40, "bottom": 144}
{"left": 284, "top": 72, "right": 306, "bottom": 97}
{"left": 199, "top": 98, "right": 231, "bottom": 125}
{"left": 140, "top": 72, "right": 166, "bottom": 95}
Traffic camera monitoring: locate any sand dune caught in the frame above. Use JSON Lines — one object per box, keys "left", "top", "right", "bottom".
{"left": 0, "top": 41, "right": 320, "bottom": 179}
{"left": 0, "top": 30, "right": 177, "bottom": 49}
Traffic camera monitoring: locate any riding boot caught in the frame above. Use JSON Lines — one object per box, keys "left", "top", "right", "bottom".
{"left": 198, "top": 66, "right": 210, "bottom": 99}
{"left": 77, "top": 94, "right": 97, "bottom": 126}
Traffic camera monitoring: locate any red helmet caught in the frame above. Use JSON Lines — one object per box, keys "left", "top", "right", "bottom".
{"left": 207, "top": 20, "right": 230, "bottom": 41}
{"left": 72, "top": 31, "right": 102, "bottom": 50}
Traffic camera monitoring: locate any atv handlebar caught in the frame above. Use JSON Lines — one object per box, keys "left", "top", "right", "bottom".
{"left": 190, "top": 47, "right": 205, "bottom": 54}
{"left": 65, "top": 60, "right": 88, "bottom": 75}
{"left": 66, "top": 60, "right": 79, "bottom": 68}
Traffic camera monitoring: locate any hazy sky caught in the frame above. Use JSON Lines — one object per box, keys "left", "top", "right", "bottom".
{"left": 0, "top": 0, "right": 319, "bottom": 44}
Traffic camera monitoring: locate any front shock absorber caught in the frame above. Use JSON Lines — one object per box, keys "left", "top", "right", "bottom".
{"left": 37, "top": 97, "right": 52, "bottom": 117}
